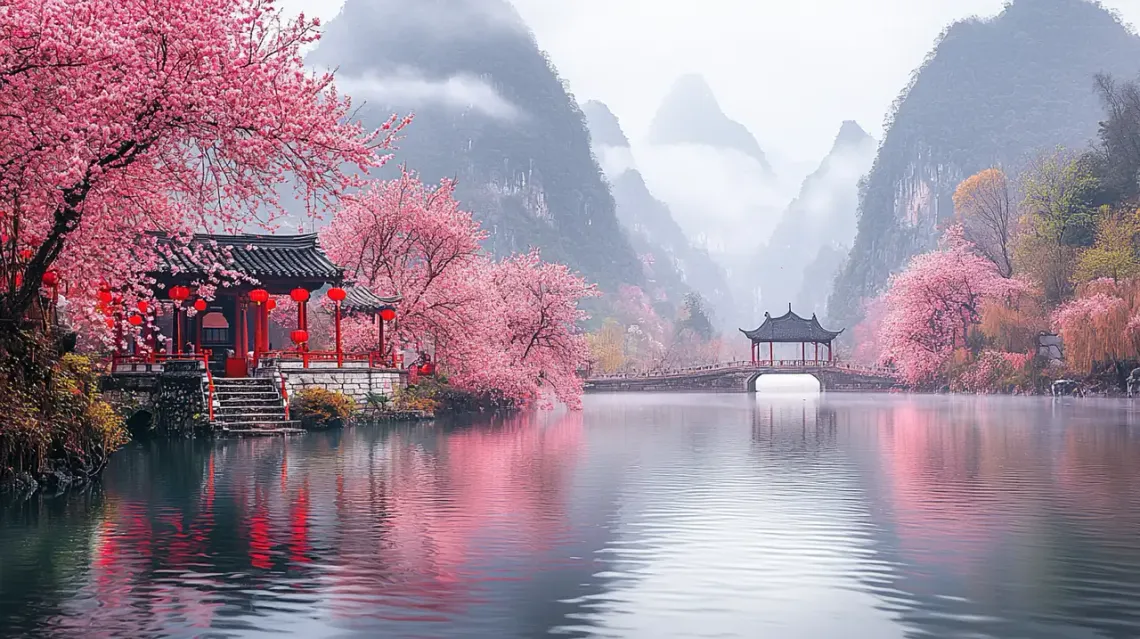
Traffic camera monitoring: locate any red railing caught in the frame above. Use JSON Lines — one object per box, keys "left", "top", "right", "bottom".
{"left": 280, "top": 371, "right": 290, "bottom": 421}
{"left": 587, "top": 359, "right": 897, "bottom": 380}
{"left": 258, "top": 349, "right": 402, "bottom": 369}
{"left": 206, "top": 366, "right": 215, "bottom": 423}
{"left": 111, "top": 350, "right": 213, "bottom": 369}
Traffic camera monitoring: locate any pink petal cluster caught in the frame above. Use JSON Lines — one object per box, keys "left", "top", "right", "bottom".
{"left": 319, "top": 170, "right": 597, "bottom": 409}
{"left": 1, "top": 0, "right": 405, "bottom": 333}
{"left": 878, "top": 225, "right": 1027, "bottom": 384}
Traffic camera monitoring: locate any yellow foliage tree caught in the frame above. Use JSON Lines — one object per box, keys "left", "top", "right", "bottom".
{"left": 978, "top": 294, "right": 1048, "bottom": 354}
{"left": 1074, "top": 207, "right": 1140, "bottom": 283}
{"left": 954, "top": 168, "right": 1015, "bottom": 277}
{"left": 586, "top": 318, "right": 626, "bottom": 374}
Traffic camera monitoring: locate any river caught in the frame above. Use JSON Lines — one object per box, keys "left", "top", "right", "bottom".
{"left": 3, "top": 393, "right": 1140, "bottom": 638}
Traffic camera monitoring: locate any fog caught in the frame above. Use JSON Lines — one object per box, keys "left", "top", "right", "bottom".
{"left": 328, "top": 69, "right": 524, "bottom": 121}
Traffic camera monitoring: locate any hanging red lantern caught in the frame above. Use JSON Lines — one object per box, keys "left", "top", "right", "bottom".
{"left": 266, "top": 299, "right": 277, "bottom": 311}
{"left": 379, "top": 307, "right": 396, "bottom": 322}
{"left": 249, "top": 288, "right": 269, "bottom": 304}
{"left": 290, "top": 329, "right": 309, "bottom": 345}
{"left": 168, "top": 285, "right": 190, "bottom": 302}
{"left": 289, "top": 288, "right": 310, "bottom": 303}
{"left": 136, "top": 300, "right": 149, "bottom": 314}
{"left": 128, "top": 314, "right": 143, "bottom": 326}
{"left": 420, "top": 362, "right": 434, "bottom": 376}
{"left": 41, "top": 271, "right": 58, "bottom": 287}
{"left": 105, "top": 318, "right": 115, "bottom": 329}
{"left": 97, "top": 290, "right": 113, "bottom": 305}
{"left": 193, "top": 299, "right": 208, "bottom": 312}
{"left": 327, "top": 287, "right": 346, "bottom": 302}
{"left": 19, "top": 249, "right": 32, "bottom": 261}
{"left": 14, "top": 273, "right": 22, "bottom": 288}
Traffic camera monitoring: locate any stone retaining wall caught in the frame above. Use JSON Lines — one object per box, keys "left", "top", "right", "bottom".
{"left": 261, "top": 367, "right": 408, "bottom": 407}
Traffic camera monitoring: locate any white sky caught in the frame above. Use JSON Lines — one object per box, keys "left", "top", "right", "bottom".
{"left": 280, "top": 0, "right": 1140, "bottom": 165}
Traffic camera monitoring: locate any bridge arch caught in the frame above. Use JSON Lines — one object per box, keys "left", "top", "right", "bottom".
{"left": 747, "top": 371, "right": 825, "bottom": 393}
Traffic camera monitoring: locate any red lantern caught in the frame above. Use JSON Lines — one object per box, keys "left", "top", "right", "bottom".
{"left": 105, "top": 318, "right": 115, "bottom": 329}
{"left": 136, "top": 300, "right": 149, "bottom": 314}
{"left": 14, "top": 273, "right": 22, "bottom": 288}
{"left": 379, "top": 307, "right": 396, "bottom": 322}
{"left": 266, "top": 299, "right": 277, "bottom": 311}
{"left": 420, "top": 362, "right": 434, "bottom": 375}
{"left": 19, "top": 249, "right": 32, "bottom": 261}
{"left": 289, "top": 288, "right": 310, "bottom": 303}
{"left": 128, "top": 314, "right": 143, "bottom": 326}
{"left": 290, "top": 329, "right": 309, "bottom": 345}
{"left": 249, "top": 288, "right": 269, "bottom": 304}
{"left": 169, "top": 285, "right": 190, "bottom": 302}
{"left": 193, "top": 299, "right": 208, "bottom": 312}
{"left": 41, "top": 271, "right": 58, "bottom": 287}
{"left": 97, "top": 290, "right": 113, "bottom": 305}
{"left": 327, "top": 287, "right": 347, "bottom": 302}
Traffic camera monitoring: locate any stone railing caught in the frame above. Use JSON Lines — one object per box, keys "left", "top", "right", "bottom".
{"left": 588, "top": 360, "right": 896, "bottom": 380}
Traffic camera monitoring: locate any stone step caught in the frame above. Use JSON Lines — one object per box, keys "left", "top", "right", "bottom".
{"left": 214, "top": 411, "right": 288, "bottom": 422}
{"left": 214, "top": 398, "right": 285, "bottom": 407}
{"left": 213, "top": 390, "right": 280, "bottom": 400}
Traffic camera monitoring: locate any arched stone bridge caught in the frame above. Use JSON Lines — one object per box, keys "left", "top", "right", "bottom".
{"left": 584, "top": 361, "right": 903, "bottom": 393}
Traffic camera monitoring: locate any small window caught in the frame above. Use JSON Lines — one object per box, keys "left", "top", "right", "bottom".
{"left": 202, "top": 312, "right": 230, "bottom": 344}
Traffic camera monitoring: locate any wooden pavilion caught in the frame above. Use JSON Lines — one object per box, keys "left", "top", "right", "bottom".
{"left": 741, "top": 304, "right": 844, "bottom": 364}
{"left": 139, "top": 232, "right": 399, "bottom": 377}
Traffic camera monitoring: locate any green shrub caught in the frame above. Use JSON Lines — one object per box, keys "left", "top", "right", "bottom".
{"left": 292, "top": 388, "right": 357, "bottom": 429}
{"left": 0, "top": 348, "right": 129, "bottom": 486}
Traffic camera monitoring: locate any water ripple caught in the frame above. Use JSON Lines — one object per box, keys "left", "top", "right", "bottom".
{"left": 3, "top": 395, "right": 1140, "bottom": 637}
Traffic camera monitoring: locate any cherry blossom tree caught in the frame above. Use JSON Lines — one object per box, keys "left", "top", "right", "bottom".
{"left": 320, "top": 170, "right": 596, "bottom": 409}
{"left": 879, "top": 225, "right": 1027, "bottom": 385}
{"left": 0, "top": 0, "right": 405, "bottom": 342}
{"left": 485, "top": 251, "right": 596, "bottom": 409}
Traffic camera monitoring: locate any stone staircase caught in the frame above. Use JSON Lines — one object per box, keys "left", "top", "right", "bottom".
{"left": 211, "top": 377, "right": 301, "bottom": 433}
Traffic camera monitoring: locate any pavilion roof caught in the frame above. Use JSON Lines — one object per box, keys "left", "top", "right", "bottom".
{"left": 740, "top": 305, "right": 844, "bottom": 343}
{"left": 342, "top": 283, "right": 402, "bottom": 315}
{"left": 150, "top": 232, "right": 343, "bottom": 284}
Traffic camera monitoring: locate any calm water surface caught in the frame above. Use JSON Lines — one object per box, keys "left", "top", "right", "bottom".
{"left": 4, "top": 393, "right": 1140, "bottom": 638}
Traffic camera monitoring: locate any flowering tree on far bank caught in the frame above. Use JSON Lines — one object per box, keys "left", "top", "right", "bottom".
{"left": 879, "top": 225, "right": 1027, "bottom": 384}
{"left": 320, "top": 170, "right": 595, "bottom": 409}
{"left": 0, "top": 0, "right": 404, "bottom": 346}
{"left": 1053, "top": 278, "right": 1140, "bottom": 373}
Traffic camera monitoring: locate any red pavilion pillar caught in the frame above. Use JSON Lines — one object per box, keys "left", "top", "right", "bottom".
{"left": 801, "top": 342, "right": 806, "bottom": 364}
{"left": 768, "top": 341, "right": 773, "bottom": 364}
{"left": 814, "top": 342, "right": 819, "bottom": 363}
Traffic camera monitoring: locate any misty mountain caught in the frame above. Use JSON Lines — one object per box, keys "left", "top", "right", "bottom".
{"left": 646, "top": 74, "right": 774, "bottom": 176}
{"left": 752, "top": 121, "right": 876, "bottom": 318}
{"left": 582, "top": 100, "right": 733, "bottom": 317}
{"left": 828, "top": 0, "right": 1140, "bottom": 329}
{"left": 305, "top": 0, "right": 643, "bottom": 294}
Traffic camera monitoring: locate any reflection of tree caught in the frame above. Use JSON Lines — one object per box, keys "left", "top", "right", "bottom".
{"left": 6, "top": 410, "right": 593, "bottom": 636}
{"left": 0, "top": 488, "right": 108, "bottom": 632}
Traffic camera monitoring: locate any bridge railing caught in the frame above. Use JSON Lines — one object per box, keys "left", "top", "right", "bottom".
{"left": 586, "top": 359, "right": 897, "bottom": 380}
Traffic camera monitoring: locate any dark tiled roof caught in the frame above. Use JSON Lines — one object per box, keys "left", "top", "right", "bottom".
{"left": 151, "top": 233, "right": 343, "bottom": 281}
{"left": 342, "top": 283, "right": 401, "bottom": 315}
{"left": 741, "top": 305, "right": 843, "bottom": 343}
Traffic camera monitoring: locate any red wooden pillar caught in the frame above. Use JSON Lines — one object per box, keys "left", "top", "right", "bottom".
{"left": 801, "top": 342, "right": 805, "bottom": 364}
{"left": 173, "top": 305, "right": 182, "bottom": 356}
{"left": 814, "top": 342, "right": 819, "bottom": 363}
{"left": 768, "top": 341, "right": 773, "bottom": 364}
{"left": 828, "top": 343, "right": 833, "bottom": 362}
{"left": 751, "top": 341, "right": 756, "bottom": 364}
{"left": 334, "top": 300, "right": 343, "bottom": 368}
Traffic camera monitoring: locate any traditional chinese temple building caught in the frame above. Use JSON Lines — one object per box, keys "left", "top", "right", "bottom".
{"left": 104, "top": 232, "right": 407, "bottom": 434}
{"left": 741, "top": 305, "right": 844, "bottom": 364}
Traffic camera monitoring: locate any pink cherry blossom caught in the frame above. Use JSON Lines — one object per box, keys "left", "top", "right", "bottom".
{"left": 878, "top": 225, "right": 1028, "bottom": 385}
{"left": 0, "top": 0, "right": 407, "bottom": 337}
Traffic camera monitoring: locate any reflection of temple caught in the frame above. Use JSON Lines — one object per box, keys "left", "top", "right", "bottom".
{"left": 55, "top": 411, "right": 624, "bottom": 637}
